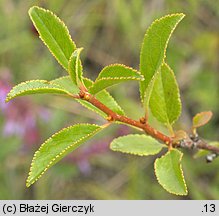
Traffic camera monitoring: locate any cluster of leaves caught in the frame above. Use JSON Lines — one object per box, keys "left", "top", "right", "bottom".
{"left": 6, "top": 6, "right": 217, "bottom": 196}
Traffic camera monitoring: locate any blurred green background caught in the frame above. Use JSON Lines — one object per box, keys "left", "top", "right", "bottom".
{"left": 0, "top": 0, "right": 219, "bottom": 199}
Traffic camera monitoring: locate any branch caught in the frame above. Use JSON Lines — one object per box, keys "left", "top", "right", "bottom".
{"left": 196, "top": 140, "right": 219, "bottom": 154}
{"left": 79, "top": 91, "right": 171, "bottom": 144}
{"left": 79, "top": 90, "right": 219, "bottom": 158}
{"left": 180, "top": 135, "right": 219, "bottom": 152}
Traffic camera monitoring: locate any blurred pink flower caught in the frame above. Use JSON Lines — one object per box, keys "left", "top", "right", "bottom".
{"left": 0, "top": 75, "right": 11, "bottom": 111}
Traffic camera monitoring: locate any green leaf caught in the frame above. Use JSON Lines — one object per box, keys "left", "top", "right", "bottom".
{"left": 26, "top": 124, "right": 105, "bottom": 187}
{"left": 154, "top": 149, "right": 187, "bottom": 195}
{"left": 143, "top": 70, "right": 160, "bottom": 115}
{"left": 5, "top": 80, "right": 74, "bottom": 102}
{"left": 149, "top": 63, "right": 181, "bottom": 125}
{"left": 89, "top": 64, "right": 144, "bottom": 94}
{"left": 192, "top": 111, "right": 213, "bottom": 129}
{"left": 110, "top": 134, "right": 165, "bottom": 156}
{"left": 68, "top": 48, "right": 84, "bottom": 86}
{"left": 140, "top": 13, "right": 185, "bottom": 103}
{"left": 29, "top": 6, "right": 76, "bottom": 71}
{"left": 78, "top": 78, "right": 125, "bottom": 117}
{"left": 51, "top": 76, "right": 80, "bottom": 95}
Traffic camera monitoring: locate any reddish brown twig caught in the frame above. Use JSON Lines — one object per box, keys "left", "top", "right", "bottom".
{"left": 79, "top": 91, "right": 172, "bottom": 144}
{"left": 78, "top": 89, "right": 219, "bottom": 157}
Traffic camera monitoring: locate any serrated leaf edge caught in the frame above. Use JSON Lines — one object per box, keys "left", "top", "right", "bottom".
{"left": 29, "top": 6, "right": 76, "bottom": 71}
{"left": 90, "top": 76, "right": 144, "bottom": 94}
{"left": 5, "top": 80, "right": 72, "bottom": 102}
{"left": 97, "top": 63, "right": 143, "bottom": 79}
{"left": 154, "top": 149, "right": 188, "bottom": 196}
{"left": 68, "top": 48, "right": 84, "bottom": 85}
{"left": 143, "top": 69, "right": 160, "bottom": 113}
{"left": 94, "top": 76, "right": 144, "bottom": 81}
{"left": 90, "top": 75, "right": 144, "bottom": 95}
{"left": 110, "top": 134, "right": 164, "bottom": 156}
{"left": 150, "top": 62, "right": 182, "bottom": 125}
{"left": 140, "top": 13, "right": 185, "bottom": 104}
{"left": 101, "top": 90, "right": 125, "bottom": 116}
{"left": 163, "top": 63, "right": 181, "bottom": 125}
{"left": 26, "top": 123, "right": 103, "bottom": 187}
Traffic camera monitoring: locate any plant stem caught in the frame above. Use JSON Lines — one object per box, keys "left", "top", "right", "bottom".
{"left": 79, "top": 90, "right": 219, "bottom": 156}
{"left": 195, "top": 140, "right": 219, "bottom": 154}
{"left": 79, "top": 91, "right": 171, "bottom": 144}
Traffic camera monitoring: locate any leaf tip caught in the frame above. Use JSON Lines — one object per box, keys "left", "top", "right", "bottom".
{"left": 28, "top": 6, "right": 35, "bottom": 13}
{"left": 26, "top": 167, "right": 35, "bottom": 188}
{"left": 69, "top": 47, "right": 84, "bottom": 60}
{"left": 5, "top": 96, "right": 10, "bottom": 103}
{"left": 26, "top": 176, "right": 35, "bottom": 188}
{"left": 26, "top": 181, "right": 31, "bottom": 188}
{"left": 165, "top": 12, "right": 185, "bottom": 20}
{"left": 78, "top": 47, "right": 84, "bottom": 52}
{"left": 28, "top": 5, "right": 40, "bottom": 16}
{"left": 179, "top": 13, "right": 186, "bottom": 19}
